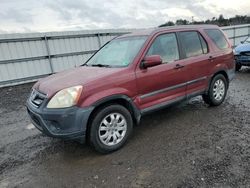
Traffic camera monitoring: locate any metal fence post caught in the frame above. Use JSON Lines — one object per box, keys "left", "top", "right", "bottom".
{"left": 97, "top": 33, "right": 102, "bottom": 48}
{"left": 233, "top": 27, "right": 236, "bottom": 47}
{"left": 44, "top": 35, "right": 54, "bottom": 73}
{"left": 248, "top": 25, "right": 250, "bottom": 37}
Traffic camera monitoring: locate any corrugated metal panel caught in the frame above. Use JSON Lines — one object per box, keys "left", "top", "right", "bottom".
{"left": 222, "top": 24, "right": 250, "bottom": 46}
{"left": 0, "top": 29, "right": 131, "bottom": 87}
{"left": 0, "top": 25, "right": 249, "bottom": 87}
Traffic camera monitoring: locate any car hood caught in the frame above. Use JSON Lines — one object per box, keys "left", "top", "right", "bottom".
{"left": 234, "top": 43, "right": 250, "bottom": 54}
{"left": 34, "top": 66, "right": 123, "bottom": 97}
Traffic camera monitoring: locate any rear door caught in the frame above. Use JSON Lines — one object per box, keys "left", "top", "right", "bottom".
{"left": 135, "top": 32, "right": 188, "bottom": 111}
{"left": 177, "top": 31, "right": 211, "bottom": 97}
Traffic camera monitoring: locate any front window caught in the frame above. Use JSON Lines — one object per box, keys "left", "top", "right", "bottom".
{"left": 86, "top": 36, "right": 147, "bottom": 67}
{"left": 146, "top": 33, "right": 180, "bottom": 63}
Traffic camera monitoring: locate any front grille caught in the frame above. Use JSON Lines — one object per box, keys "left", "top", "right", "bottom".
{"left": 29, "top": 89, "right": 47, "bottom": 108}
{"left": 240, "top": 51, "right": 250, "bottom": 56}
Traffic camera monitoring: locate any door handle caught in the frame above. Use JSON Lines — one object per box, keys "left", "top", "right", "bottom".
{"left": 174, "top": 64, "right": 185, "bottom": 69}
{"left": 208, "top": 56, "right": 216, "bottom": 61}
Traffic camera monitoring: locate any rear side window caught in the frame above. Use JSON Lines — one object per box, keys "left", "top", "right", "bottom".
{"left": 179, "top": 31, "right": 204, "bottom": 58}
{"left": 147, "top": 33, "right": 179, "bottom": 63}
{"left": 205, "top": 29, "right": 228, "bottom": 49}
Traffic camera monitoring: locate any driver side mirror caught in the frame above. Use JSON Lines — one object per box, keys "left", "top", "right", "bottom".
{"left": 141, "top": 55, "right": 162, "bottom": 69}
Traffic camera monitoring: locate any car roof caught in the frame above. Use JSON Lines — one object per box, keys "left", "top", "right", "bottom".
{"left": 118, "top": 25, "right": 219, "bottom": 38}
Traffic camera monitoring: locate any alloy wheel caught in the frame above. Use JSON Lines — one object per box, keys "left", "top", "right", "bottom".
{"left": 98, "top": 113, "right": 127, "bottom": 146}
{"left": 213, "top": 79, "right": 225, "bottom": 101}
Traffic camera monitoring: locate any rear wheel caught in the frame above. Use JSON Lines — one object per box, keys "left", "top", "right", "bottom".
{"left": 202, "top": 74, "right": 228, "bottom": 106}
{"left": 89, "top": 104, "right": 133, "bottom": 153}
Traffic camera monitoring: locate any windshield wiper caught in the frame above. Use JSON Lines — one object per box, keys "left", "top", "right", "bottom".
{"left": 90, "top": 64, "right": 111, "bottom": 67}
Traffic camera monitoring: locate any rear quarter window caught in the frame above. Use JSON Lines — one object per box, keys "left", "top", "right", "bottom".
{"left": 205, "top": 29, "right": 229, "bottom": 50}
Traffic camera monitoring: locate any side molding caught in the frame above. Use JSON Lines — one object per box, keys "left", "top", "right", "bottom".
{"left": 140, "top": 76, "right": 207, "bottom": 100}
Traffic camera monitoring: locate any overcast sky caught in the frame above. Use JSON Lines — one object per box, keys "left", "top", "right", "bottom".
{"left": 0, "top": 0, "right": 249, "bottom": 33}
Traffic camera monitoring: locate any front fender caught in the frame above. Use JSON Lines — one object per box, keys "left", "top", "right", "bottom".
{"left": 79, "top": 88, "right": 141, "bottom": 124}
{"left": 79, "top": 88, "right": 134, "bottom": 108}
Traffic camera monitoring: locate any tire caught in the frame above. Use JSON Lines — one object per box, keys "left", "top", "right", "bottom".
{"left": 202, "top": 74, "right": 228, "bottom": 106}
{"left": 235, "top": 63, "right": 242, "bottom": 71}
{"left": 89, "top": 104, "right": 133, "bottom": 153}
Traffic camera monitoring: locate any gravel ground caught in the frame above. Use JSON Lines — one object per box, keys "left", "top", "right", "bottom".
{"left": 0, "top": 68, "right": 250, "bottom": 188}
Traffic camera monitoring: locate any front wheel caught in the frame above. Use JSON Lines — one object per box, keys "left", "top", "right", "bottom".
{"left": 89, "top": 104, "right": 133, "bottom": 153}
{"left": 202, "top": 74, "right": 228, "bottom": 106}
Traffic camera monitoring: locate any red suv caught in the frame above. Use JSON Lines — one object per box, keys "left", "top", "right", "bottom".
{"left": 27, "top": 25, "right": 235, "bottom": 153}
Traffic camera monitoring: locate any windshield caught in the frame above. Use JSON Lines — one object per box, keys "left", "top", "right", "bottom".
{"left": 86, "top": 36, "right": 147, "bottom": 67}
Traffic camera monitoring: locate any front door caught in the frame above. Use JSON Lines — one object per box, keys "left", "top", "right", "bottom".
{"left": 135, "top": 32, "right": 188, "bottom": 111}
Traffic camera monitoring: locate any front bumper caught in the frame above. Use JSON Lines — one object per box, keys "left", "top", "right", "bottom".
{"left": 26, "top": 97, "right": 94, "bottom": 142}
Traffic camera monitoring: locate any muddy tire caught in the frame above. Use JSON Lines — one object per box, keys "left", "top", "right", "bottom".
{"left": 89, "top": 104, "right": 133, "bottom": 153}
{"left": 202, "top": 74, "right": 228, "bottom": 106}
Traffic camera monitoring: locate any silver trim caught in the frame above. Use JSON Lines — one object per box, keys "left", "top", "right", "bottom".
{"left": 186, "top": 76, "right": 207, "bottom": 85}
{"left": 140, "top": 82, "right": 186, "bottom": 99}
{"left": 140, "top": 76, "right": 207, "bottom": 99}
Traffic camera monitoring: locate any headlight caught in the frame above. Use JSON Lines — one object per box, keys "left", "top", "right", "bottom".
{"left": 47, "top": 86, "right": 83, "bottom": 108}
